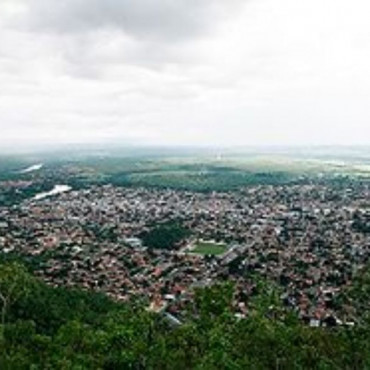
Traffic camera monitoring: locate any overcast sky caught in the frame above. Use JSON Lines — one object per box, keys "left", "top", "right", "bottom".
{"left": 0, "top": 0, "right": 369, "bottom": 149}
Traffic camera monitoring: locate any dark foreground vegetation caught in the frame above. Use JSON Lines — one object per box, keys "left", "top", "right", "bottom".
{"left": 0, "top": 261, "right": 369, "bottom": 369}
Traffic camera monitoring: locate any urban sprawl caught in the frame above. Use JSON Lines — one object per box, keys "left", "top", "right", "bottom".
{"left": 0, "top": 183, "right": 369, "bottom": 327}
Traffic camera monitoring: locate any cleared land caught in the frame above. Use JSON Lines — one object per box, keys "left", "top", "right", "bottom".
{"left": 192, "top": 241, "right": 227, "bottom": 255}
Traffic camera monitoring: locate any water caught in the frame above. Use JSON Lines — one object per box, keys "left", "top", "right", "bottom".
{"left": 33, "top": 185, "right": 72, "bottom": 200}
{"left": 19, "top": 163, "right": 43, "bottom": 173}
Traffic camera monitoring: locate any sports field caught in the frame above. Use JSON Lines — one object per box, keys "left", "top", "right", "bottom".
{"left": 192, "top": 241, "right": 227, "bottom": 255}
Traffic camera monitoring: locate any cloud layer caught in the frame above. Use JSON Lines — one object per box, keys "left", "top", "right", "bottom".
{"left": 0, "top": 0, "right": 369, "bottom": 149}
{"left": 25, "top": 0, "right": 240, "bottom": 41}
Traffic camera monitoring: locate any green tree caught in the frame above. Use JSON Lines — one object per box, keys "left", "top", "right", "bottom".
{"left": 141, "top": 221, "right": 190, "bottom": 250}
{"left": 0, "top": 262, "right": 34, "bottom": 339}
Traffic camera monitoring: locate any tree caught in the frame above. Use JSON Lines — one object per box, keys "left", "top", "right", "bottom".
{"left": 0, "top": 262, "right": 34, "bottom": 339}
{"left": 141, "top": 221, "right": 190, "bottom": 250}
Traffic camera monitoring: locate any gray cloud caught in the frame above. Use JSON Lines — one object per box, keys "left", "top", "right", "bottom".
{"left": 23, "top": 0, "right": 242, "bottom": 42}
{"left": 0, "top": 0, "right": 369, "bottom": 149}
{"left": 9, "top": 0, "right": 245, "bottom": 75}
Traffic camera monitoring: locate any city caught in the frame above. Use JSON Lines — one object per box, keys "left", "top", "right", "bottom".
{"left": 1, "top": 181, "right": 368, "bottom": 327}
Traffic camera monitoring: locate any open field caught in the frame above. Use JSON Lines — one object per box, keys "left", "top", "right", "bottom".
{"left": 0, "top": 147, "right": 369, "bottom": 205}
{"left": 192, "top": 241, "right": 227, "bottom": 255}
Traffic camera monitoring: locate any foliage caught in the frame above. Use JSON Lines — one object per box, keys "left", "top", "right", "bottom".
{"left": 0, "top": 262, "right": 35, "bottom": 340}
{"left": 337, "top": 264, "right": 370, "bottom": 324}
{"left": 0, "top": 261, "right": 369, "bottom": 369}
{"left": 123, "top": 170, "right": 294, "bottom": 192}
{"left": 141, "top": 221, "right": 190, "bottom": 250}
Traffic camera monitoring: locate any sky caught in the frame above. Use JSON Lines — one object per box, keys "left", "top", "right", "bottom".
{"left": 0, "top": 0, "right": 369, "bottom": 149}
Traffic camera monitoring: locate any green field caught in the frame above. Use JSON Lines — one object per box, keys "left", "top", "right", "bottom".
{"left": 192, "top": 241, "right": 227, "bottom": 255}
{"left": 1, "top": 148, "right": 369, "bottom": 206}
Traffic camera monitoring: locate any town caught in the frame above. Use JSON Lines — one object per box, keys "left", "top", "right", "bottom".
{"left": 0, "top": 182, "right": 369, "bottom": 327}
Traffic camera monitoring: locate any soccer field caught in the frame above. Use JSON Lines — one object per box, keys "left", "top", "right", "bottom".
{"left": 192, "top": 241, "right": 227, "bottom": 256}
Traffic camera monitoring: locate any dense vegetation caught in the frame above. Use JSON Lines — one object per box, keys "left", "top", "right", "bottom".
{"left": 109, "top": 166, "right": 296, "bottom": 192}
{"left": 140, "top": 222, "right": 190, "bottom": 250}
{"left": 0, "top": 261, "right": 369, "bottom": 369}
{"left": 0, "top": 160, "right": 298, "bottom": 206}
{"left": 1, "top": 154, "right": 369, "bottom": 206}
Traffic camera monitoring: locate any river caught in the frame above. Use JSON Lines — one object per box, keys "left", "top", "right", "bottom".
{"left": 33, "top": 185, "right": 72, "bottom": 201}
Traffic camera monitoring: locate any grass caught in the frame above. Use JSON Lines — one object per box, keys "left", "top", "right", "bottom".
{"left": 192, "top": 241, "right": 227, "bottom": 256}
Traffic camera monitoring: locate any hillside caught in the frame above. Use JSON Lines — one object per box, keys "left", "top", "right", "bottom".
{"left": 0, "top": 261, "right": 369, "bottom": 369}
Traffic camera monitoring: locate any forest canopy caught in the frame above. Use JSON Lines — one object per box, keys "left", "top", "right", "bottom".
{"left": 140, "top": 221, "right": 190, "bottom": 250}
{"left": 0, "top": 261, "right": 369, "bottom": 369}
